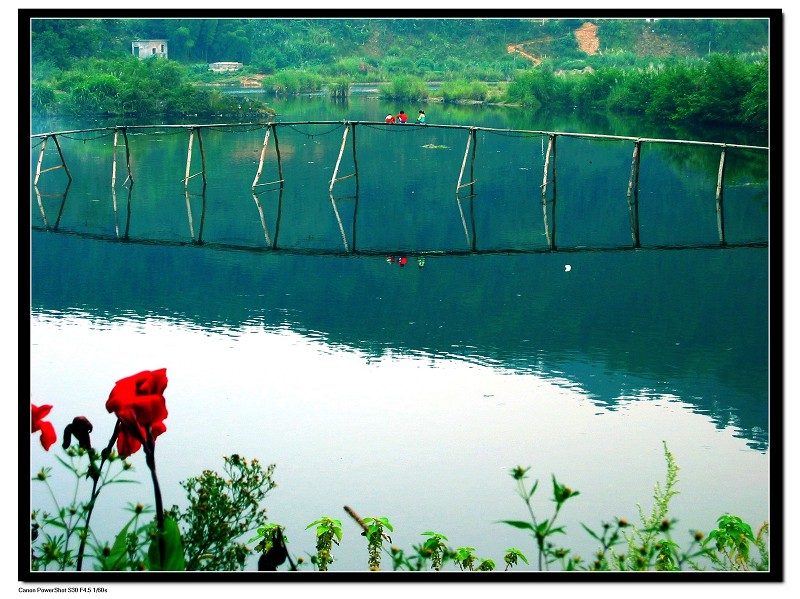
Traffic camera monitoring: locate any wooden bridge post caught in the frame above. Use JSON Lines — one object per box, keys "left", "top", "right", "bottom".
{"left": 551, "top": 135, "right": 557, "bottom": 250}
{"left": 252, "top": 126, "right": 271, "bottom": 190}
{"left": 251, "top": 124, "right": 285, "bottom": 191}
{"left": 330, "top": 123, "right": 350, "bottom": 193}
{"left": 272, "top": 123, "right": 284, "bottom": 188}
{"left": 330, "top": 123, "right": 359, "bottom": 194}
{"left": 34, "top": 136, "right": 48, "bottom": 187}
{"left": 121, "top": 127, "right": 134, "bottom": 186}
{"left": 456, "top": 128, "right": 478, "bottom": 193}
{"left": 113, "top": 127, "right": 135, "bottom": 187}
{"left": 351, "top": 123, "right": 359, "bottom": 195}
{"left": 541, "top": 134, "right": 556, "bottom": 250}
{"left": 184, "top": 128, "right": 195, "bottom": 190}
{"left": 183, "top": 127, "right": 207, "bottom": 190}
{"left": 626, "top": 140, "right": 642, "bottom": 248}
{"left": 112, "top": 129, "right": 119, "bottom": 188}
{"left": 197, "top": 128, "right": 207, "bottom": 188}
{"left": 34, "top": 135, "right": 73, "bottom": 186}
{"left": 716, "top": 146, "right": 727, "bottom": 246}
{"left": 52, "top": 135, "right": 73, "bottom": 183}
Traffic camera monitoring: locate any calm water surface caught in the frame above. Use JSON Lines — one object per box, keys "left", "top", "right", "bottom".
{"left": 29, "top": 95, "right": 771, "bottom": 572}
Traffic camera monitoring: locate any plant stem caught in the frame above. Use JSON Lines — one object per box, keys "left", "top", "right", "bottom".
{"left": 75, "top": 462, "right": 100, "bottom": 571}
{"left": 144, "top": 428, "right": 166, "bottom": 566}
{"left": 77, "top": 426, "right": 119, "bottom": 572}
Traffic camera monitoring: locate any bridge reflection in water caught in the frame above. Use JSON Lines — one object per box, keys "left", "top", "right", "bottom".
{"left": 31, "top": 121, "right": 769, "bottom": 254}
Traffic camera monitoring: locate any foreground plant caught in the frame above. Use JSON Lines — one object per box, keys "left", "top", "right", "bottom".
{"left": 454, "top": 546, "right": 496, "bottom": 571}
{"left": 501, "top": 467, "right": 580, "bottom": 570}
{"left": 31, "top": 380, "right": 769, "bottom": 574}
{"left": 250, "top": 523, "right": 301, "bottom": 571}
{"left": 501, "top": 441, "right": 769, "bottom": 572}
{"left": 104, "top": 368, "right": 182, "bottom": 570}
{"left": 705, "top": 515, "right": 769, "bottom": 571}
{"left": 361, "top": 516, "right": 394, "bottom": 571}
{"left": 166, "top": 454, "right": 276, "bottom": 571}
{"left": 31, "top": 438, "right": 137, "bottom": 571}
{"left": 31, "top": 368, "right": 184, "bottom": 571}
{"left": 307, "top": 517, "right": 343, "bottom": 571}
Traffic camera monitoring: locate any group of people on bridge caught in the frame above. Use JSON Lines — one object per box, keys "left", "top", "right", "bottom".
{"left": 385, "top": 110, "right": 426, "bottom": 124}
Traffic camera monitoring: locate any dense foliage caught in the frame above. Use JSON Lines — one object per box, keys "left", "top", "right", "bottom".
{"left": 32, "top": 54, "right": 273, "bottom": 118}
{"left": 505, "top": 54, "right": 768, "bottom": 130}
{"left": 29, "top": 17, "right": 770, "bottom": 129}
{"left": 30, "top": 17, "right": 769, "bottom": 75}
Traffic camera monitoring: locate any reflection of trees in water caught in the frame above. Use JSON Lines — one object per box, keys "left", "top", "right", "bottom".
{"left": 652, "top": 142, "right": 767, "bottom": 186}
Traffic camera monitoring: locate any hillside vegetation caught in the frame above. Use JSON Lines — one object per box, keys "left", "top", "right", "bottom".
{"left": 30, "top": 17, "right": 770, "bottom": 131}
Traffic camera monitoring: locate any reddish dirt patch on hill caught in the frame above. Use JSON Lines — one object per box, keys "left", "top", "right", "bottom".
{"left": 507, "top": 42, "right": 542, "bottom": 66}
{"left": 574, "top": 22, "right": 600, "bottom": 55}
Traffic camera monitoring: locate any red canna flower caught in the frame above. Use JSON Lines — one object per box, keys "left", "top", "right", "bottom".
{"left": 32, "top": 404, "right": 57, "bottom": 451}
{"left": 106, "top": 369, "right": 168, "bottom": 457}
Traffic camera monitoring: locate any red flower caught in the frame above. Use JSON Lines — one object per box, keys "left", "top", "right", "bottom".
{"left": 106, "top": 369, "right": 168, "bottom": 457}
{"left": 32, "top": 404, "right": 57, "bottom": 451}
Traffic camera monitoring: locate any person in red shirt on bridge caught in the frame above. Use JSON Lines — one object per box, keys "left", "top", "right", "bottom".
{"left": 396, "top": 110, "right": 408, "bottom": 123}
{"left": 385, "top": 113, "right": 396, "bottom": 123}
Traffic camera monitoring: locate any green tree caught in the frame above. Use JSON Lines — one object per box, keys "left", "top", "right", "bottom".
{"left": 739, "top": 57, "right": 768, "bottom": 131}
{"left": 31, "top": 82, "right": 57, "bottom": 112}
{"left": 645, "top": 62, "right": 698, "bottom": 121}
{"left": 676, "top": 54, "right": 751, "bottom": 123}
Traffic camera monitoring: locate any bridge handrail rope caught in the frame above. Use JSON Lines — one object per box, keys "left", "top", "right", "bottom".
{"left": 31, "top": 121, "right": 769, "bottom": 151}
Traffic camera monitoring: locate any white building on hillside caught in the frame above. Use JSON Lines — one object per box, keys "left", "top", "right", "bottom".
{"left": 132, "top": 39, "right": 168, "bottom": 60}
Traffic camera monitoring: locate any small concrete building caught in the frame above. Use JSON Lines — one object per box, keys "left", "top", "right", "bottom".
{"left": 209, "top": 62, "right": 244, "bottom": 72}
{"left": 132, "top": 40, "right": 168, "bottom": 60}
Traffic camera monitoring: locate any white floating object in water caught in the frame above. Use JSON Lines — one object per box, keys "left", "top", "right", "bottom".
{"left": 565, "top": 265, "right": 572, "bottom": 272}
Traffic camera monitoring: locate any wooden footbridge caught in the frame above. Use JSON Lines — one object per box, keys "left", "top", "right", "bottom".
{"left": 31, "top": 121, "right": 768, "bottom": 250}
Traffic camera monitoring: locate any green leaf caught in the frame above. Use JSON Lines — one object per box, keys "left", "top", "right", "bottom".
{"left": 104, "top": 516, "right": 136, "bottom": 571}
{"left": 55, "top": 455, "right": 78, "bottom": 471}
{"left": 499, "top": 520, "right": 534, "bottom": 531}
{"left": 146, "top": 517, "right": 186, "bottom": 571}
{"left": 529, "top": 480, "right": 539, "bottom": 499}
{"left": 581, "top": 523, "right": 600, "bottom": 541}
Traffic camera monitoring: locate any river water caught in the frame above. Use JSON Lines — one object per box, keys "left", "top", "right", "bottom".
{"left": 29, "top": 93, "right": 771, "bottom": 573}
